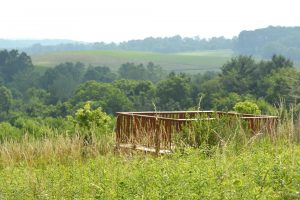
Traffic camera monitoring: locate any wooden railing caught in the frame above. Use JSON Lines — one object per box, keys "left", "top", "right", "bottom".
{"left": 115, "top": 111, "right": 278, "bottom": 154}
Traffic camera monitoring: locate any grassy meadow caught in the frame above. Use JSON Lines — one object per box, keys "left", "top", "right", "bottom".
{"left": 1, "top": 139, "right": 299, "bottom": 199}
{"left": 0, "top": 111, "right": 300, "bottom": 199}
{"left": 31, "top": 49, "right": 234, "bottom": 73}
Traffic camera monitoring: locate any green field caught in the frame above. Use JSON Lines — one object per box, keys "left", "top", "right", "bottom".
{"left": 31, "top": 49, "right": 300, "bottom": 73}
{"left": 31, "top": 49, "right": 234, "bottom": 73}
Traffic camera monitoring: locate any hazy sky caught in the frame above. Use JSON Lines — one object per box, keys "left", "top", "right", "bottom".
{"left": 1, "top": 0, "right": 299, "bottom": 42}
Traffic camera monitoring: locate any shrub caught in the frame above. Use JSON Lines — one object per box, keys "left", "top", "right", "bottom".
{"left": 234, "top": 101, "right": 261, "bottom": 115}
{"left": 0, "top": 122, "right": 22, "bottom": 141}
{"left": 73, "top": 101, "right": 112, "bottom": 135}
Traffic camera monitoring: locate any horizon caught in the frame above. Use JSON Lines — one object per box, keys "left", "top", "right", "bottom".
{"left": 1, "top": 0, "right": 300, "bottom": 43}
{"left": 0, "top": 25, "right": 298, "bottom": 44}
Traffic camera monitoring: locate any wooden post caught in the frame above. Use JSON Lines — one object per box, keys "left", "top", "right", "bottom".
{"left": 155, "top": 117, "right": 160, "bottom": 155}
{"left": 115, "top": 114, "right": 121, "bottom": 149}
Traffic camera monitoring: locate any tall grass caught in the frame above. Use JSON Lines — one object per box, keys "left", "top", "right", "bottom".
{"left": 0, "top": 131, "right": 114, "bottom": 168}
{"left": 1, "top": 107, "right": 299, "bottom": 166}
{"left": 175, "top": 113, "right": 257, "bottom": 155}
{"left": 175, "top": 105, "right": 300, "bottom": 151}
{"left": 0, "top": 107, "right": 300, "bottom": 199}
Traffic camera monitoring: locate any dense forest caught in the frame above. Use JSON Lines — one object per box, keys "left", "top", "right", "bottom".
{"left": 0, "top": 48, "right": 299, "bottom": 139}
{"left": 2, "top": 26, "right": 300, "bottom": 60}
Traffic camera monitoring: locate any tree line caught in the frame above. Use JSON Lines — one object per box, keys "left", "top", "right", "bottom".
{"left": 2, "top": 26, "right": 300, "bottom": 61}
{"left": 20, "top": 35, "right": 233, "bottom": 54}
{"left": 234, "top": 26, "right": 300, "bottom": 60}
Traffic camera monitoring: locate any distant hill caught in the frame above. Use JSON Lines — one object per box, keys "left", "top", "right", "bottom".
{"left": 0, "top": 39, "right": 79, "bottom": 49}
{"left": 20, "top": 35, "right": 234, "bottom": 55}
{"left": 234, "top": 26, "right": 300, "bottom": 60}
{"left": 2, "top": 26, "right": 300, "bottom": 61}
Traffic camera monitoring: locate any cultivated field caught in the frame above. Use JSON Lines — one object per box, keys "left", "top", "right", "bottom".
{"left": 31, "top": 49, "right": 234, "bottom": 73}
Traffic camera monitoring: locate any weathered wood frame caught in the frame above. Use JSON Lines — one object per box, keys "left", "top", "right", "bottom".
{"left": 115, "top": 111, "right": 278, "bottom": 154}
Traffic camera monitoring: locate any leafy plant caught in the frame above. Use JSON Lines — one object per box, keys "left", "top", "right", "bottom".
{"left": 73, "top": 101, "right": 112, "bottom": 134}
{"left": 0, "top": 122, "right": 22, "bottom": 141}
{"left": 234, "top": 101, "right": 261, "bottom": 115}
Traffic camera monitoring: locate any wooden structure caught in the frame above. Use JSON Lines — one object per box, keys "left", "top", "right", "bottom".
{"left": 115, "top": 111, "right": 278, "bottom": 154}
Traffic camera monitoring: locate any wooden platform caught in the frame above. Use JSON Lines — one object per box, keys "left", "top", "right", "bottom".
{"left": 115, "top": 111, "right": 279, "bottom": 155}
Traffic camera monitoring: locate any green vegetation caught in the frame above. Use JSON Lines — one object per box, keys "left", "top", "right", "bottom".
{"left": 0, "top": 142, "right": 299, "bottom": 199}
{"left": 4, "top": 26, "right": 300, "bottom": 66}
{"left": 31, "top": 49, "right": 234, "bottom": 73}
{"left": 1, "top": 48, "right": 300, "bottom": 198}
{"left": 234, "top": 101, "right": 261, "bottom": 115}
{"left": 0, "top": 108, "right": 299, "bottom": 199}
{"left": 235, "top": 26, "right": 300, "bottom": 60}
{"left": 0, "top": 49, "right": 299, "bottom": 119}
{"left": 19, "top": 35, "right": 234, "bottom": 55}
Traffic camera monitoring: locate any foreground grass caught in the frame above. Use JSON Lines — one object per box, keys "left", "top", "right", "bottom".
{"left": 0, "top": 135, "right": 299, "bottom": 199}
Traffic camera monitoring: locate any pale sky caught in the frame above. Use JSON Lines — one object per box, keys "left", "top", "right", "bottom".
{"left": 1, "top": 0, "right": 299, "bottom": 42}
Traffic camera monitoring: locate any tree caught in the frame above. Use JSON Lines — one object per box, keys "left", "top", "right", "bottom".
{"left": 0, "top": 86, "right": 12, "bottom": 114}
{"left": 0, "top": 50, "right": 33, "bottom": 83}
{"left": 72, "top": 101, "right": 112, "bottom": 144}
{"left": 113, "top": 79, "right": 155, "bottom": 111}
{"left": 190, "top": 71, "right": 218, "bottom": 108}
{"left": 83, "top": 66, "right": 116, "bottom": 83}
{"left": 73, "top": 102, "right": 112, "bottom": 134}
{"left": 73, "top": 81, "right": 133, "bottom": 114}
{"left": 22, "top": 88, "right": 52, "bottom": 117}
{"left": 118, "top": 63, "right": 147, "bottom": 80}
{"left": 145, "top": 62, "right": 165, "bottom": 83}
{"left": 220, "top": 55, "right": 257, "bottom": 94}
{"left": 40, "top": 62, "right": 85, "bottom": 103}
{"left": 258, "top": 54, "right": 293, "bottom": 78}
{"left": 220, "top": 54, "right": 295, "bottom": 103}
{"left": 262, "top": 68, "right": 300, "bottom": 104}
{"left": 118, "top": 62, "right": 165, "bottom": 82}
{"left": 156, "top": 73, "right": 192, "bottom": 110}
{"left": 132, "top": 81, "right": 155, "bottom": 110}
